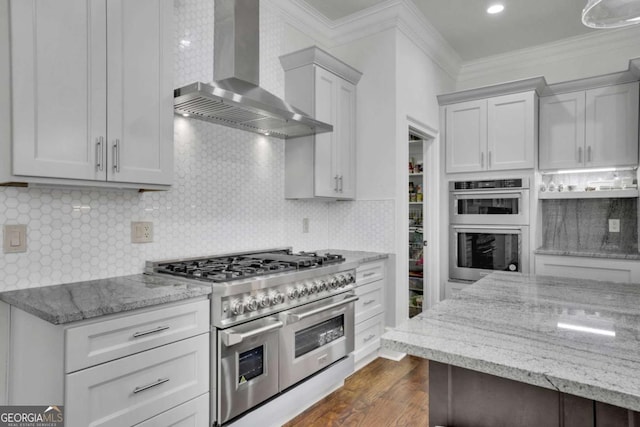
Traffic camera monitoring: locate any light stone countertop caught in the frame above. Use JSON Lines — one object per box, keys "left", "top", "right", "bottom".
{"left": 535, "top": 247, "right": 640, "bottom": 260}
{"left": 381, "top": 271, "right": 640, "bottom": 411}
{"left": 0, "top": 274, "right": 212, "bottom": 325}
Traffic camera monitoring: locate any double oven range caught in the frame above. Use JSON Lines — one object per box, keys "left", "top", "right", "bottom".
{"left": 146, "top": 248, "right": 358, "bottom": 425}
{"left": 449, "top": 178, "right": 530, "bottom": 282}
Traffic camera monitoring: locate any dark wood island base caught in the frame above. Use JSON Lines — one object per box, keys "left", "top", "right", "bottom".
{"left": 429, "top": 361, "right": 640, "bottom": 427}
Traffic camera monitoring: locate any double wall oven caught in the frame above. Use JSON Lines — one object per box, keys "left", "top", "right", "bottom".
{"left": 147, "top": 249, "right": 358, "bottom": 426}
{"left": 449, "top": 178, "right": 530, "bottom": 282}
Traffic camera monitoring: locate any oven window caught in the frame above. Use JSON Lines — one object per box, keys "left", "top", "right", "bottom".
{"left": 238, "top": 346, "right": 264, "bottom": 384}
{"left": 457, "top": 197, "right": 519, "bottom": 215}
{"left": 457, "top": 232, "right": 520, "bottom": 272}
{"left": 294, "top": 315, "right": 344, "bottom": 358}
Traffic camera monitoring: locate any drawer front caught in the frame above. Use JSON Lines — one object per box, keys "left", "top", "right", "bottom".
{"left": 66, "top": 299, "right": 210, "bottom": 372}
{"left": 354, "top": 314, "right": 384, "bottom": 362}
{"left": 134, "top": 393, "right": 209, "bottom": 427}
{"left": 65, "top": 333, "right": 209, "bottom": 427}
{"left": 355, "top": 280, "right": 384, "bottom": 324}
{"left": 356, "top": 261, "right": 385, "bottom": 286}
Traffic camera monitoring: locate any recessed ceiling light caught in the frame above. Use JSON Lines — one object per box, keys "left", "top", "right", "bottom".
{"left": 182, "top": 113, "right": 190, "bottom": 118}
{"left": 487, "top": 4, "right": 505, "bottom": 14}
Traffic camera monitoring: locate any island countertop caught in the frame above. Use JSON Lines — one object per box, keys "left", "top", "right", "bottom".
{"left": 381, "top": 272, "right": 640, "bottom": 411}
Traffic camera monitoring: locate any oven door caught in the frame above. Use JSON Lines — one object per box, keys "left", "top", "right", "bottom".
{"left": 218, "top": 316, "right": 283, "bottom": 425}
{"left": 278, "top": 293, "right": 358, "bottom": 391}
{"left": 450, "top": 225, "right": 530, "bottom": 282}
{"left": 450, "top": 189, "right": 529, "bottom": 225}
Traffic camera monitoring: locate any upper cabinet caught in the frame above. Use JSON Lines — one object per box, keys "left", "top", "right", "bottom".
{"left": 540, "top": 82, "right": 639, "bottom": 170}
{"left": 442, "top": 87, "right": 538, "bottom": 174}
{"left": 2, "top": 0, "right": 173, "bottom": 188}
{"left": 280, "top": 47, "right": 362, "bottom": 200}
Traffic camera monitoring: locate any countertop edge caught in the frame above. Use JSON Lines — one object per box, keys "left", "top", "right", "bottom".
{"left": 534, "top": 248, "right": 640, "bottom": 260}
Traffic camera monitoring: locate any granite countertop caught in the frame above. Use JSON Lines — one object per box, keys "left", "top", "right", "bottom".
{"left": 317, "top": 249, "right": 389, "bottom": 264}
{"left": 0, "top": 274, "right": 212, "bottom": 325}
{"left": 381, "top": 272, "right": 640, "bottom": 411}
{"left": 535, "top": 247, "right": 640, "bottom": 260}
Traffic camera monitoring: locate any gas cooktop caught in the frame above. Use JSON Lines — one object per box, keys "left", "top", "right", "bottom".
{"left": 149, "top": 249, "right": 345, "bottom": 283}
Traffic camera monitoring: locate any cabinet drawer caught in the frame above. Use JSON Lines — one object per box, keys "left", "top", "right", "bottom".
{"left": 66, "top": 333, "right": 209, "bottom": 427}
{"left": 356, "top": 261, "right": 385, "bottom": 286}
{"left": 355, "top": 280, "right": 384, "bottom": 324}
{"left": 66, "top": 299, "right": 210, "bottom": 373}
{"left": 134, "top": 393, "right": 209, "bottom": 427}
{"left": 354, "top": 314, "right": 384, "bottom": 363}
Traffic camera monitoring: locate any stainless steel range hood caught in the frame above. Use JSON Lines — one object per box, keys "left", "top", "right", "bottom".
{"left": 174, "top": 0, "right": 332, "bottom": 139}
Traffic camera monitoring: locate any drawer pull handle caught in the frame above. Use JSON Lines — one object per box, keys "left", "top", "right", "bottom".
{"left": 363, "top": 299, "right": 376, "bottom": 306}
{"left": 133, "top": 378, "right": 169, "bottom": 394}
{"left": 363, "top": 272, "right": 376, "bottom": 278}
{"left": 133, "top": 325, "right": 170, "bottom": 338}
{"left": 363, "top": 334, "right": 376, "bottom": 343}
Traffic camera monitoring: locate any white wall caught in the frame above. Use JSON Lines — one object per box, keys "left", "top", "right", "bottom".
{"left": 456, "top": 25, "right": 640, "bottom": 90}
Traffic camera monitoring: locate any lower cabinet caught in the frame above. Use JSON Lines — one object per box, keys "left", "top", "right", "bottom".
{"left": 353, "top": 260, "right": 386, "bottom": 370}
{"left": 134, "top": 394, "right": 209, "bottom": 427}
{"left": 535, "top": 254, "right": 640, "bottom": 283}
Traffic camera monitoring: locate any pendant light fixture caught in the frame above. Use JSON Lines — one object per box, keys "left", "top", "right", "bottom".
{"left": 582, "top": 0, "right": 640, "bottom": 28}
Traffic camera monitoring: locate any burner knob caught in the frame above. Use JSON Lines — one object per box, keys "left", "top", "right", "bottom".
{"left": 271, "top": 292, "right": 285, "bottom": 305}
{"left": 318, "top": 280, "right": 328, "bottom": 291}
{"left": 288, "top": 288, "right": 299, "bottom": 300}
{"left": 298, "top": 285, "right": 308, "bottom": 298}
{"left": 346, "top": 273, "right": 355, "bottom": 284}
{"left": 329, "top": 277, "right": 338, "bottom": 290}
{"left": 337, "top": 275, "right": 347, "bottom": 288}
{"left": 259, "top": 294, "right": 271, "bottom": 308}
{"left": 245, "top": 297, "right": 258, "bottom": 312}
{"left": 310, "top": 281, "right": 319, "bottom": 294}
{"left": 231, "top": 300, "right": 245, "bottom": 315}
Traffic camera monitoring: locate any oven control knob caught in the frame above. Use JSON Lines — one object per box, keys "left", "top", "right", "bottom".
{"left": 245, "top": 297, "right": 258, "bottom": 312}
{"left": 346, "top": 273, "right": 355, "bottom": 284}
{"left": 271, "top": 292, "right": 285, "bottom": 305}
{"left": 329, "top": 277, "right": 338, "bottom": 290}
{"left": 231, "top": 300, "right": 245, "bottom": 315}
{"left": 259, "top": 294, "right": 271, "bottom": 308}
{"left": 337, "top": 275, "right": 347, "bottom": 288}
{"left": 298, "top": 285, "right": 309, "bottom": 297}
{"left": 288, "top": 288, "right": 299, "bottom": 300}
{"left": 318, "top": 280, "right": 328, "bottom": 292}
{"left": 310, "top": 281, "right": 319, "bottom": 294}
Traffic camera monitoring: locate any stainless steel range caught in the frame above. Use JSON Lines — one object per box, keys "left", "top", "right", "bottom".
{"left": 146, "top": 248, "right": 358, "bottom": 426}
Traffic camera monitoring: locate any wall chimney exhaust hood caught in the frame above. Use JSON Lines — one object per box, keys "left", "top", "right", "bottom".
{"left": 174, "top": 0, "right": 333, "bottom": 139}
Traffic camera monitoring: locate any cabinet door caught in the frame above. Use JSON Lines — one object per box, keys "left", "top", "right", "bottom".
{"left": 445, "top": 100, "right": 487, "bottom": 173}
{"left": 314, "top": 66, "right": 338, "bottom": 197}
{"left": 539, "top": 92, "right": 586, "bottom": 170}
{"left": 11, "top": 0, "right": 107, "bottom": 181}
{"left": 585, "top": 82, "right": 639, "bottom": 168}
{"left": 106, "top": 0, "right": 173, "bottom": 185}
{"left": 336, "top": 79, "right": 356, "bottom": 199}
{"left": 487, "top": 92, "right": 535, "bottom": 171}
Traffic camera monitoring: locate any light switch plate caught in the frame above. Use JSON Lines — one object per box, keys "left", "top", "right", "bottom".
{"left": 131, "top": 221, "right": 153, "bottom": 243}
{"left": 3, "top": 224, "right": 27, "bottom": 253}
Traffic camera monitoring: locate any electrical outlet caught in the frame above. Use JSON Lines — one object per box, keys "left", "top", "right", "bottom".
{"left": 3, "top": 224, "right": 27, "bottom": 253}
{"left": 302, "top": 218, "right": 310, "bottom": 234}
{"left": 131, "top": 221, "right": 153, "bottom": 243}
{"left": 609, "top": 219, "right": 620, "bottom": 233}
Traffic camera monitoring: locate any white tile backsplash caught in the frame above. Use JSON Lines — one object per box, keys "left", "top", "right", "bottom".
{"left": 0, "top": 0, "right": 396, "bottom": 292}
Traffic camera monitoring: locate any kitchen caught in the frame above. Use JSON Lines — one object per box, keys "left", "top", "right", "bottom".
{"left": 1, "top": 0, "right": 640, "bottom": 426}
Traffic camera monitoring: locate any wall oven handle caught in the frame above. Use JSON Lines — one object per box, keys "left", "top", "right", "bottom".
{"left": 281, "top": 295, "right": 359, "bottom": 323}
{"left": 221, "top": 320, "right": 284, "bottom": 346}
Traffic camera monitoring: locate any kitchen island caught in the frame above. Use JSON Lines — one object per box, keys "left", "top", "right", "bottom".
{"left": 381, "top": 272, "right": 640, "bottom": 426}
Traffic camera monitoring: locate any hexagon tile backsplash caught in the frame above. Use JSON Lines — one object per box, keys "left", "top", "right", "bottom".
{"left": 0, "top": 0, "right": 394, "bottom": 292}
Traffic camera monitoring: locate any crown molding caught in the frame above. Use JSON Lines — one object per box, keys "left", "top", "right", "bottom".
{"left": 457, "top": 25, "right": 640, "bottom": 86}
{"left": 438, "top": 77, "right": 547, "bottom": 105}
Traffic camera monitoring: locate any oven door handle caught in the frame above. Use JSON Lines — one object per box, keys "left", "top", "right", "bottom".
{"left": 221, "top": 320, "right": 284, "bottom": 346}
{"left": 281, "top": 295, "right": 359, "bottom": 323}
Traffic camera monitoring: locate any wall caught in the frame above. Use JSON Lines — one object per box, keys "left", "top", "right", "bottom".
{"left": 0, "top": 0, "right": 398, "bottom": 293}
{"left": 456, "top": 25, "right": 640, "bottom": 90}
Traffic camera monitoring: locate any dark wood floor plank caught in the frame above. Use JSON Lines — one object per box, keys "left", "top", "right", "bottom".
{"left": 284, "top": 356, "right": 430, "bottom": 427}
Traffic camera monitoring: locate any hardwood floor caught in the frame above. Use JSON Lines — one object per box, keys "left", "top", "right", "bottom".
{"left": 284, "top": 356, "right": 430, "bottom": 427}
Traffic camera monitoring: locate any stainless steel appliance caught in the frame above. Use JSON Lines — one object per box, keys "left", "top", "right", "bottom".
{"left": 449, "top": 178, "right": 530, "bottom": 282}
{"left": 146, "top": 248, "right": 357, "bottom": 425}
{"left": 450, "top": 178, "right": 529, "bottom": 225}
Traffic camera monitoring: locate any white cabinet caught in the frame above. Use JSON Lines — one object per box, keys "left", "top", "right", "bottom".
{"left": 353, "top": 260, "right": 386, "bottom": 371}
{"left": 8, "top": 299, "right": 210, "bottom": 425}
{"left": 281, "top": 46, "right": 362, "bottom": 200}
{"left": 4, "top": 0, "right": 173, "bottom": 188}
{"left": 445, "top": 92, "right": 536, "bottom": 173}
{"left": 535, "top": 254, "right": 640, "bottom": 283}
{"left": 539, "top": 82, "right": 639, "bottom": 170}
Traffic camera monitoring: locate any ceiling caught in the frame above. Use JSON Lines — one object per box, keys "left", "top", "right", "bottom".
{"left": 301, "top": 0, "right": 598, "bottom": 61}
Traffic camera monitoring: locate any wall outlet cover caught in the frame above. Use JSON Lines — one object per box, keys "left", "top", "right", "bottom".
{"left": 131, "top": 221, "right": 154, "bottom": 243}
{"left": 3, "top": 224, "right": 27, "bottom": 253}
{"left": 609, "top": 219, "right": 620, "bottom": 233}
